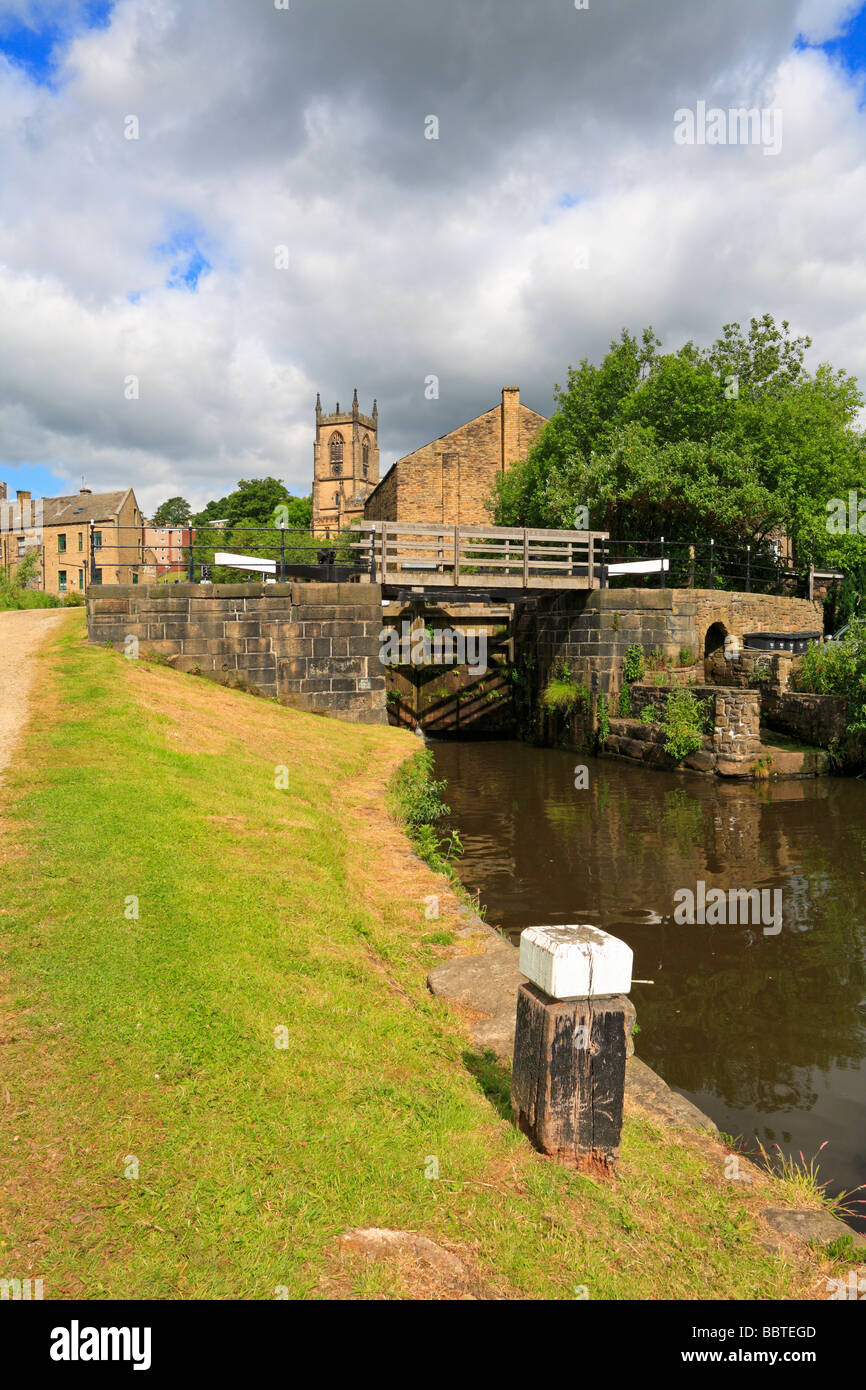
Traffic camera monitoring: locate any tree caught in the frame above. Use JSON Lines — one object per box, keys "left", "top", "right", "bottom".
{"left": 491, "top": 315, "right": 865, "bottom": 603}
{"left": 151, "top": 496, "right": 192, "bottom": 526}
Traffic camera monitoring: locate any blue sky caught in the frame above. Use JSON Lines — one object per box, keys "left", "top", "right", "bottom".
{"left": 1, "top": 462, "right": 77, "bottom": 500}
{"left": 798, "top": 2, "right": 866, "bottom": 69}
{"left": 0, "top": 2, "right": 113, "bottom": 86}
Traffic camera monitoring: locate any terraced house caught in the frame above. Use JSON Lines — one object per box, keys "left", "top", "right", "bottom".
{"left": 0, "top": 484, "right": 143, "bottom": 595}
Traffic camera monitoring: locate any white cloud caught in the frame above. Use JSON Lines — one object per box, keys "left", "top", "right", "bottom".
{"left": 0, "top": 0, "right": 865, "bottom": 515}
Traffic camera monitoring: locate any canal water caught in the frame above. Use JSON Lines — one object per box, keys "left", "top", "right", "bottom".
{"left": 431, "top": 739, "right": 866, "bottom": 1227}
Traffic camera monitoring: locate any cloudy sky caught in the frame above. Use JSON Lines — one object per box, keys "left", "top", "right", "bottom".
{"left": 1, "top": 0, "right": 865, "bottom": 515}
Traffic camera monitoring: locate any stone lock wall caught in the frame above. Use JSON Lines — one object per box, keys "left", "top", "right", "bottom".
{"left": 762, "top": 690, "right": 848, "bottom": 747}
{"left": 625, "top": 682, "right": 761, "bottom": 771}
{"left": 517, "top": 587, "right": 824, "bottom": 733}
{"left": 86, "top": 582, "right": 387, "bottom": 724}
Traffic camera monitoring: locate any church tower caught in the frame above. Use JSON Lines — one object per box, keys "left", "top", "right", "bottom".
{"left": 312, "top": 390, "right": 380, "bottom": 535}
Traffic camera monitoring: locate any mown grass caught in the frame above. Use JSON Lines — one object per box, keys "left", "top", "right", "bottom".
{"left": 0, "top": 615, "right": 834, "bottom": 1300}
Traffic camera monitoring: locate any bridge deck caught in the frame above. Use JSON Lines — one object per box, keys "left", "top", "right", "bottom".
{"left": 356, "top": 522, "right": 610, "bottom": 592}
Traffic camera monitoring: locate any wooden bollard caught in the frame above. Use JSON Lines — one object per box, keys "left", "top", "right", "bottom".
{"left": 511, "top": 925, "right": 633, "bottom": 1172}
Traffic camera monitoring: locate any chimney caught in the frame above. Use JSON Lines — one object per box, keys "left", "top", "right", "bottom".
{"left": 0, "top": 481, "right": 6, "bottom": 501}
{"left": 500, "top": 386, "right": 520, "bottom": 472}
{"left": 16, "top": 489, "right": 31, "bottom": 502}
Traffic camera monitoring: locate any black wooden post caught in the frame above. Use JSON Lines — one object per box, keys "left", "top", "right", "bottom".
{"left": 511, "top": 925, "right": 633, "bottom": 1172}
{"left": 745, "top": 544, "right": 751, "bottom": 593}
{"left": 659, "top": 535, "right": 665, "bottom": 590}
{"left": 188, "top": 532, "right": 195, "bottom": 583}
{"left": 279, "top": 523, "right": 286, "bottom": 582}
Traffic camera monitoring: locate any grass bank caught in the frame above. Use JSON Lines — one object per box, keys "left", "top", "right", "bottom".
{"left": 0, "top": 615, "right": 838, "bottom": 1299}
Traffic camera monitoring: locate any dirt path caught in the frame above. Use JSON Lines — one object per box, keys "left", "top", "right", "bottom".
{"left": 0, "top": 609, "right": 68, "bottom": 781}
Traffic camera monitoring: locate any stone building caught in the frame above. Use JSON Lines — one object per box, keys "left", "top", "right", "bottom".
{"left": 0, "top": 483, "right": 143, "bottom": 595}
{"left": 312, "top": 391, "right": 380, "bottom": 535}
{"left": 363, "top": 386, "right": 547, "bottom": 528}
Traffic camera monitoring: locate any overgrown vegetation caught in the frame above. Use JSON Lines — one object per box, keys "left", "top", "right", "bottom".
{"left": 0, "top": 552, "right": 61, "bottom": 610}
{"left": 791, "top": 619, "right": 866, "bottom": 768}
{"left": 387, "top": 748, "right": 462, "bottom": 874}
{"left": 541, "top": 661, "right": 590, "bottom": 714}
{"left": 660, "top": 688, "right": 711, "bottom": 761}
{"left": 596, "top": 691, "right": 610, "bottom": 742}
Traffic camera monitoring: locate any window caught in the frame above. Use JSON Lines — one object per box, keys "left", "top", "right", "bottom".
{"left": 329, "top": 432, "right": 344, "bottom": 474}
{"left": 93, "top": 568, "right": 103, "bottom": 584}
{"left": 78, "top": 532, "right": 83, "bottom": 552}
{"left": 93, "top": 530, "right": 102, "bottom": 550}
{"left": 16, "top": 537, "right": 25, "bottom": 557}
{"left": 334, "top": 492, "right": 340, "bottom": 508}
{"left": 58, "top": 533, "right": 67, "bottom": 553}
{"left": 78, "top": 572, "right": 84, "bottom": 588}
{"left": 362, "top": 437, "right": 370, "bottom": 469}
{"left": 58, "top": 570, "right": 67, "bottom": 591}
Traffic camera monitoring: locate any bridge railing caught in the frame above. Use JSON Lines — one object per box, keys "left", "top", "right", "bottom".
{"left": 357, "top": 522, "right": 610, "bottom": 589}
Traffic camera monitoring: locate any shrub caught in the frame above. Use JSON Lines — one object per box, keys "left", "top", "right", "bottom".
{"left": 617, "top": 685, "right": 631, "bottom": 718}
{"left": 639, "top": 705, "right": 657, "bottom": 724}
{"left": 660, "top": 688, "right": 706, "bottom": 761}
{"left": 542, "top": 661, "right": 589, "bottom": 714}
{"left": 791, "top": 621, "right": 866, "bottom": 766}
{"left": 623, "top": 644, "right": 645, "bottom": 684}
{"left": 63, "top": 590, "right": 86, "bottom": 607}
{"left": 678, "top": 645, "right": 694, "bottom": 667}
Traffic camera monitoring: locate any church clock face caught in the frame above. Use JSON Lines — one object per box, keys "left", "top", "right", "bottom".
{"left": 331, "top": 460, "right": 342, "bottom": 475}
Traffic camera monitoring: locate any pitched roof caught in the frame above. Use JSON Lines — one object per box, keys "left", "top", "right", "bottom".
{"left": 41, "top": 490, "right": 131, "bottom": 527}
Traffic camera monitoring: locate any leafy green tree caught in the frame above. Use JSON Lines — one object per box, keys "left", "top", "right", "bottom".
{"left": 491, "top": 315, "right": 864, "bottom": 604}
{"left": 151, "top": 496, "right": 192, "bottom": 526}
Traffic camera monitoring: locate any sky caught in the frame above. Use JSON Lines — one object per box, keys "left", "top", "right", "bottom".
{"left": 1, "top": 0, "right": 866, "bottom": 515}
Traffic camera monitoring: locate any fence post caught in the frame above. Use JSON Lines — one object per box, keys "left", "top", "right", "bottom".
{"left": 708, "top": 538, "right": 714, "bottom": 588}
{"left": 600, "top": 536, "right": 607, "bottom": 590}
{"left": 188, "top": 532, "right": 195, "bottom": 584}
{"left": 522, "top": 528, "right": 529, "bottom": 588}
{"left": 279, "top": 522, "right": 286, "bottom": 582}
{"left": 745, "top": 544, "right": 751, "bottom": 593}
{"left": 660, "top": 535, "right": 665, "bottom": 590}
{"left": 511, "top": 925, "right": 633, "bottom": 1171}
{"left": 453, "top": 524, "right": 461, "bottom": 588}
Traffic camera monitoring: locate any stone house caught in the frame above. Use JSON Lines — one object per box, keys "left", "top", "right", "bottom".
{"left": 0, "top": 484, "right": 144, "bottom": 595}
{"left": 363, "top": 386, "right": 547, "bottom": 528}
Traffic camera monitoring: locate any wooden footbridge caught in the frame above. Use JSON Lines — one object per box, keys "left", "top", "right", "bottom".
{"left": 357, "top": 521, "right": 613, "bottom": 597}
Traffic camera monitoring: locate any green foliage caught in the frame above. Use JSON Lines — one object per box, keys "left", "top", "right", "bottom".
{"left": 490, "top": 315, "right": 866, "bottom": 600}
{"left": 542, "top": 662, "right": 590, "bottom": 714}
{"left": 660, "top": 689, "right": 707, "bottom": 761}
{"left": 151, "top": 496, "right": 192, "bottom": 526}
{"left": 616, "top": 685, "right": 632, "bottom": 718}
{"left": 63, "top": 590, "right": 86, "bottom": 607}
{"left": 596, "top": 691, "right": 610, "bottom": 742}
{"left": 639, "top": 705, "right": 656, "bottom": 724}
{"left": 189, "top": 479, "right": 314, "bottom": 580}
{"left": 791, "top": 621, "right": 866, "bottom": 765}
{"left": 0, "top": 552, "right": 62, "bottom": 610}
{"left": 387, "top": 750, "right": 462, "bottom": 874}
{"left": 678, "top": 646, "right": 694, "bottom": 667}
{"left": 623, "top": 643, "right": 645, "bottom": 684}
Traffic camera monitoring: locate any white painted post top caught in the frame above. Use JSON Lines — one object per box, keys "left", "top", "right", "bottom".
{"left": 518, "top": 925, "right": 633, "bottom": 1000}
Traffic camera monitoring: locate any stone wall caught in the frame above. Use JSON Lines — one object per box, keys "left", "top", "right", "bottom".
{"left": 86, "top": 582, "right": 387, "bottom": 724}
{"left": 604, "top": 686, "right": 761, "bottom": 776}
{"left": 762, "top": 690, "right": 848, "bottom": 747}
{"left": 517, "top": 587, "right": 823, "bottom": 735}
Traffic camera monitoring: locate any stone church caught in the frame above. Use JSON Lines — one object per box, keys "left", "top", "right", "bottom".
{"left": 312, "top": 385, "right": 547, "bottom": 534}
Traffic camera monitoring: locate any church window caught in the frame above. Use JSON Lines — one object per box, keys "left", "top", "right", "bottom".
{"left": 330, "top": 432, "right": 344, "bottom": 474}
{"left": 362, "top": 437, "right": 370, "bottom": 475}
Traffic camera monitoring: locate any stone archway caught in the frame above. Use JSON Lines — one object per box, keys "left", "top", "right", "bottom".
{"left": 703, "top": 620, "right": 728, "bottom": 680}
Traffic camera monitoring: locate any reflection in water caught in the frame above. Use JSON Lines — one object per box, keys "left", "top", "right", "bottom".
{"left": 432, "top": 740, "right": 866, "bottom": 1226}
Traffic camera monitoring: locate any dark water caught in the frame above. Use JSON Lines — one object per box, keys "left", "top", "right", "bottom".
{"left": 432, "top": 739, "right": 866, "bottom": 1227}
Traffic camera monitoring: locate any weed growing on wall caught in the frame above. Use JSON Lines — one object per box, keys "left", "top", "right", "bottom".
{"left": 660, "top": 688, "right": 709, "bottom": 761}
